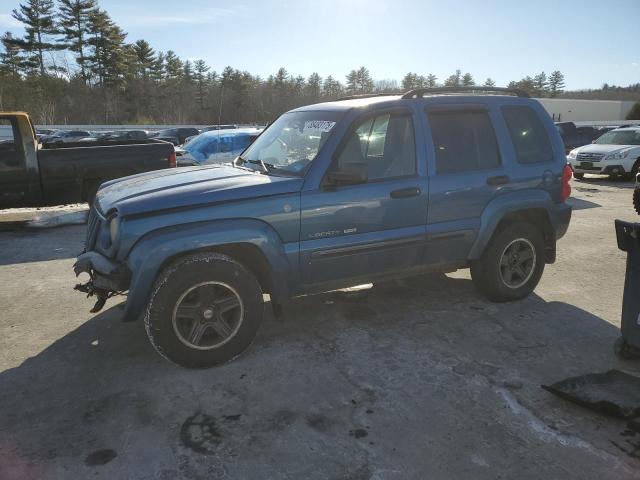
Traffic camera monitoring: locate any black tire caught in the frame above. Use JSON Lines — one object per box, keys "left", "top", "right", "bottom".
{"left": 633, "top": 187, "right": 640, "bottom": 216}
{"left": 145, "top": 252, "right": 264, "bottom": 368}
{"left": 470, "top": 223, "right": 545, "bottom": 302}
{"left": 573, "top": 172, "right": 584, "bottom": 180}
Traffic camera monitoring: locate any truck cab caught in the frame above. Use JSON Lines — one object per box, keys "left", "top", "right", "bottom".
{"left": 0, "top": 112, "right": 38, "bottom": 206}
{"left": 74, "top": 87, "right": 573, "bottom": 368}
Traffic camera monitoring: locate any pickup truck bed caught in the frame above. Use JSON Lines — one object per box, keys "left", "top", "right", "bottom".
{"left": 0, "top": 112, "right": 176, "bottom": 208}
{"left": 37, "top": 140, "right": 175, "bottom": 206}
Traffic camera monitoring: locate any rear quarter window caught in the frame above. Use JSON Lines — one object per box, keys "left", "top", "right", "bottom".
{"left": 502, "top": 105, "right": 554, "bottom": 164}
{"left": 428, "top": 109, "right": 501, "bottom": 174}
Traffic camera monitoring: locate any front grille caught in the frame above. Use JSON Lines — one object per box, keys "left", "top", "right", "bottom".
{"left": 577, "top": 152, "right": 604, "bottom": 161}
{"left": 85, "top": 206, "right": 100, "bottom": 250}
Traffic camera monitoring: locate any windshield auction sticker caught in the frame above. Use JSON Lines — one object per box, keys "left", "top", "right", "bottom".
{"left": 303, "top": 121, "right": 336, "bottom": 133}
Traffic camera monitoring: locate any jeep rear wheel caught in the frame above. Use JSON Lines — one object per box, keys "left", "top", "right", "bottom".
{"left": 470, "top": 223, "right": 545, "bottom": 302}
{"left": 145, "top": 252, "right": 264, "bottom": 368}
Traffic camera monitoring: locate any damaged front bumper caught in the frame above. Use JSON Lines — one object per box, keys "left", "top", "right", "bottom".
{"left": 73, "top": 251, "right": 130, "bottom": 313}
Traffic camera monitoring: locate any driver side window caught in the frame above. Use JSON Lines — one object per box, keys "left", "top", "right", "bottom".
{"left": 335, "top": 112, "right": 416, "bottom": 181}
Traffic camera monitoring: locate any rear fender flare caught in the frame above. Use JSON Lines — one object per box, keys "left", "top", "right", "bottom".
{"left": 468, "top": 190, "right": 556, "bottom": 260}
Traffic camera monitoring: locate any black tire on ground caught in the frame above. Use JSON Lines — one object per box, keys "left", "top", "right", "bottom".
{"left": 573, "top": 172, "right": 584, "bottom": 180}
{"left": 470, "top": 223, "right": 545, "bottom": 302}
{"left": 144, "top": 252, "right": 264, "bottom": 368}
{"left": 633, "top": 187, "right": 640, "bottom": 216}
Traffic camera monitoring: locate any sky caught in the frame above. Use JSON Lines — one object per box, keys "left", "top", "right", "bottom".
{"left": 1, "top": 0, "right": 639, "bottom": 90}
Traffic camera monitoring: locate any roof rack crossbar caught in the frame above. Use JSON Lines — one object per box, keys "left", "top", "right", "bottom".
{"left": 401, "top": 86, "right": 530, "bottom": 99}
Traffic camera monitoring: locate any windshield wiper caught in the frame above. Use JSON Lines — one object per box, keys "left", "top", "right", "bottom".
{"left": 236, "top": 155, "right": 275, "bottom": 174}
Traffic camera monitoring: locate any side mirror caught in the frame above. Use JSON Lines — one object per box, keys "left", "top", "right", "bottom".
{"left": 325, "top": 162, "right": 368, "bottom": 187}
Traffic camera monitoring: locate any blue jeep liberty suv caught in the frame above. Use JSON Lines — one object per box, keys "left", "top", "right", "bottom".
{"left": 74, "top": 87, "right": 573, "bottom": 368}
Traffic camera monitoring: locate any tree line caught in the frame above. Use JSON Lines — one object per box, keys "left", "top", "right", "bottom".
{"left": 0, "top": 0, "right": 636, "bottom": 125}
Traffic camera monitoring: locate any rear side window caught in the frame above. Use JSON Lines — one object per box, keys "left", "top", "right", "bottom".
{"left": 428, "top": 110, "right": 501, "bottom": 174}
{"left": 502, "top": 106, "right": 553, "bottom": 164}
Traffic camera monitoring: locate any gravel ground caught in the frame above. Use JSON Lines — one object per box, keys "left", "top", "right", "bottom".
{"left": 0, "top": 177, "right": 639, "bottom": 480}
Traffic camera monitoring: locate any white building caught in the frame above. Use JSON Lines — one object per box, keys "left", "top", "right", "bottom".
{"left": 536, "top": 98, "right": 636, "bottom": 123}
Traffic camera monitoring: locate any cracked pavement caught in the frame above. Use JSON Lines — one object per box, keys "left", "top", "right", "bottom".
{"left": 1, "top": 177, "right": 640, "bottom": 479}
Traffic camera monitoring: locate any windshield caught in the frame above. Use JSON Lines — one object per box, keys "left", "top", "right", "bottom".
{"left": 239, "top": 111, "right": 343, "bottom": 175}
{"left": 594, "top": 130, "right": 640, "bottom": 145}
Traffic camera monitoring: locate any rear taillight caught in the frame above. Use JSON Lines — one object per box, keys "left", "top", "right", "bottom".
{"left": 168, "top": 152, "right": 177, "bottom": 168}
{"left": 561, "top": 164, "right": 572, "bottom": 201}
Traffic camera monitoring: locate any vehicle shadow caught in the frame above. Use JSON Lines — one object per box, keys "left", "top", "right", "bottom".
{"left": 0, "top": 224, "right": 85, "bottom": 266}
{"left": 576, "top": 176, "right": 636, "bottom": 190}
{"left": 0, "top": 274, "right": 638, "bottom": 478}
{"left": 567, "top": 196, "right": 601, "bottom": 211}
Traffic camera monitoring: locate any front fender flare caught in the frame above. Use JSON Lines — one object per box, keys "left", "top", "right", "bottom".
{"left": 122, "top": 218, "right": 291, "bottom": 321}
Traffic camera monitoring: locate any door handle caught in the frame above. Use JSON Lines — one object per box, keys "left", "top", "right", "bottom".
{"left": 390, "top": 187, "right": 421, "bottom": 199}
{"left": 486, "top": 175, "right": 510, "bottom": 186}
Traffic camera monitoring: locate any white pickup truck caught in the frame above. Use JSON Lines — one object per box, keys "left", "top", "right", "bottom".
{"left": 568, "top": 127, "right": 640, "bottom": 180}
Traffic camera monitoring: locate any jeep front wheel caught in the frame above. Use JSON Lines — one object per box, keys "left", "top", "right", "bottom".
{"left": 470, "top": 223, "right": 545, "bottom": 302}
{"left": 145, "top": 252, "right": 264, "bottom": 368}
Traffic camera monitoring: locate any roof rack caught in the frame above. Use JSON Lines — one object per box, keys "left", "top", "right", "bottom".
{"left": 336, "top": 93, "right": 402, "bottom": 101}
{"left": 401, "top": 86, "right": 530, "bottom": 99}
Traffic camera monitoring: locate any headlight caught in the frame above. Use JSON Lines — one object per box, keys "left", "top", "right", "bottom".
{"left": 605, "top": 149, "right": 630, "bottom": 161}
{"left": 109, "top": 214, "right": 120, "bottom": 245}
{"left": 567, "top": 150, "right": 578, "bottom": 159}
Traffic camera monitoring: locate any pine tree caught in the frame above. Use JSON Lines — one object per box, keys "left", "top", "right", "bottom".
{"left": 193, "top": 59, "right": 209, "bottom": 109}
{"left": 0, "top": 32, "right": 25, "bottom": 76}
{"left": 356, "top": 66, "right": 373, "bottom": 93}
{"left": 444, "top": 69, "right": 462, "bottom": 87}
{"left": 346, "top": 69, "right": 357, "bottom": 93}
{"left": 402, "top": 72, "right": 417, "bottom": 90}
{"left": 164, "top": 50, "right": 183, "bottom": 80}
{"left": 532, "top": 72, "right": 547, "bottom": 96}
{"left": 58, "top": 0, "right": 97, "bottom": 82}
{"left": 484, "top": 77, "right": 496, "bottom": 87}
{"left": 425, "top": 74, "right": 437, "bottom": 88}
{"left": 305, "top": 72, "right": 322, "bottom": 100}
{"left": 548, "top": 70, "right": 565, "bottom": 98}
{"left": 183, "top": 60, "right": 193, "bottom": 83}
{"left": 10, "top": 0, "right": 60, "bottom": 76}
{"left": 508, "top": 76, "right": 536, "bottom": 96}
{"left": 132, "top": 39, "right": 155, "bottom": 78}
{"left": 149, "top": 51, "right": 164, "bottom": 83}
{"left": 626, "top": 102, "right": 640, "bottom": 120}
{"left": 462, "top": 72, "right": 475, "bottom": 86}
{"left": 323, "top": 75, "right": 343, "bottom": 98}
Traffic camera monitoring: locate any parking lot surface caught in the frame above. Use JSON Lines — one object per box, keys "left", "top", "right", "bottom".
{"left": 1, "top": 178, "right": 640, "bottom": 479}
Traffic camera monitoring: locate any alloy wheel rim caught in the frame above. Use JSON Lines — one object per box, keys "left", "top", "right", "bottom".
{"left": 172, "top": 281, "right": 244, "bottom": 350}
{"left": 498, "top": 238, "right": 536, "bottom": 289}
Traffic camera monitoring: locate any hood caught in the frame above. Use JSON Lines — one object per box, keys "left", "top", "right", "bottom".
{"left": 96, "top": 165, "right": 303, "bottom": 217}
{"left": 576, "top": 143, "right": 634, "bottom": 155}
